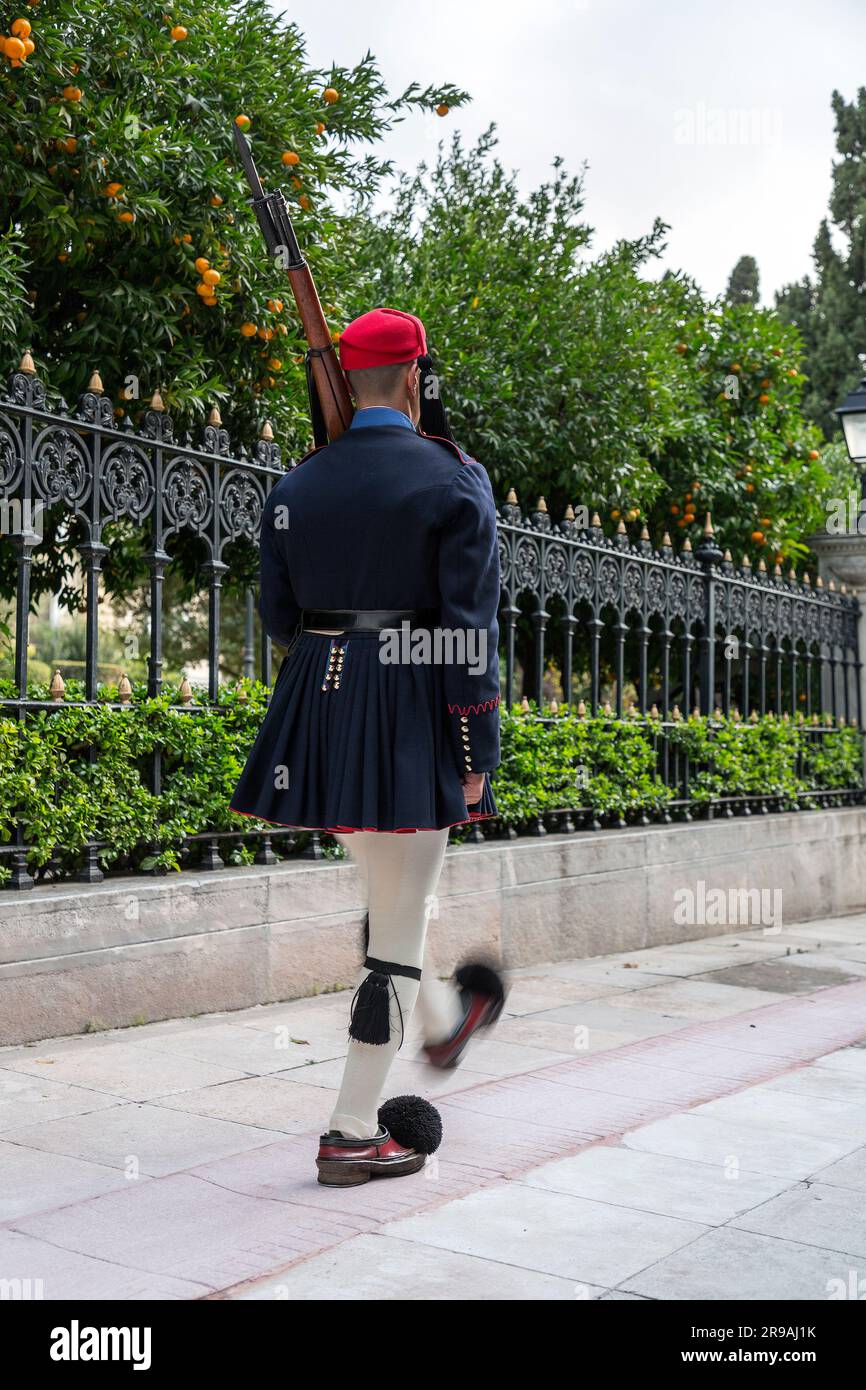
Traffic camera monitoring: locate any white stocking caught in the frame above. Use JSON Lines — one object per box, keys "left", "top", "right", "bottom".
{"left": 329, "top": 829, "right": 460, "bottom": 1139}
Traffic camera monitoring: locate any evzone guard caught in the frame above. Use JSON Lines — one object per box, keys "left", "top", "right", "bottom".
{"left": 231, "top": 307, "right": 507, "bottom": 1185}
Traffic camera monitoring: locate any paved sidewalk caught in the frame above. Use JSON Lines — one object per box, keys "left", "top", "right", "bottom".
{"left": 2, "top": 914, "right": 866, "bottom": 1299}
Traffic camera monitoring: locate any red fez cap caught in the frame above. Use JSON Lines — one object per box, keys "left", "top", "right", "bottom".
{"left": 339, "top": 307, "right": 427, "bottom": 371}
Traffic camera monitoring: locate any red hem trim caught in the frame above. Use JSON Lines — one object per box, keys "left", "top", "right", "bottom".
{"left": 447, "top": 695, "right": 501, "bottom": 716}
{"left": 228, "top": 806, "right": 495, "bottom": 834}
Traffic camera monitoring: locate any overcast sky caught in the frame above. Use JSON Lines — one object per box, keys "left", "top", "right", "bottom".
{"left": 278, "top": 0, "right": 865, "bottom": 304}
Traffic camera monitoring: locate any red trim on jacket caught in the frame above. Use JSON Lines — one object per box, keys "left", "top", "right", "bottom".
{"left": 447, "top": 695, "right": 501, "bottom": 716}
{"left": 417, "top": 432, "right": 474, "bottom": 465}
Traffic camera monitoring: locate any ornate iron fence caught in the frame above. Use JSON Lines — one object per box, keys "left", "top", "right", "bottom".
{"left": 0, "top": 354, "right": 863, "bottom": 888}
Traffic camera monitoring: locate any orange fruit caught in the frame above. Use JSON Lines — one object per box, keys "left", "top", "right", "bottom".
{"left": 670, "top": 504, "right": 680, "bottom": 516}
{"left": 299, "top": 194, "right": 310, "bottom": 210}
{"left": 788, "top": 368, "right": 797, "bottom": 377}
{"left": 240, "top": 322, "right": 257, "bottom": 337}
{"left": 751, "top": 530, "right": 764, "bottom": 544}
{"left": 267, "top": 357, "right": 282, "bottom": 370}
{"left": 64, "top": 136, "right": 77, "bottom": 153}
{"left": 235, "top": 114, "right": 251, "bottom": 129}
{"left": 323, "top": 86, "right": 339, "bottom": 104}
{"left": 23, "top": 37, "right": 35, "bottom": 54}
{"left": 202, "top": 268, "right": 220, "bottom": 285}
{"left": 315, "top": 121, "right": 325, "bottom": 134}
{"left": 758, "top": 393, "right": 770, "bottom": 405}
{"left": 745, "top": 482, "right": 755, "bottom": 493}
{"left": 11, "top": 18, "right": 32, "bottom": 37}
{"left": 291, "top": 175, "right": 302, "bottom": 189}
{"left": 105, "top": 182, "right": 123, "bottom": 196}
{"left": 6, "top": 37, "right": 26, "bottom": 60}
{"left": 266, "top": 298, "right": 283, "bottom": 312}
{"left": 195, "top": 282, "right": 211, "bottom": 297}
{"left": 57, "top": 252, "right": 68, "bottom": 262}
{"left": 194, "top": 256, "right": 209, "bottom": 273}
{"left": 181, "top": 233, "right": 192, "bottom": 243}
{"left": 210, "top": 194, "right": 223, "bottom": 206}
{"left": 118, "top": 210, "right": 135, "bottom": 222}
{"left": 808, "top": 449, "right": 819, "bottom": 460}
{"left": 760, "top": 377, "right": 770, "bottom": 388}
{"left": 203, "top": 295, "right": 217, "bottom": 306}
{"left": 628, "top": 508, "right": 639, "bottom": 521}
{"left": 760, "top": 517, "right": 771, "bottom": 526}
{"left": 171, "top": 25, "right": 188, "bottom": 40}
{"left": 436, "top": 103, "right": 449, "bottom": 116}
{"left": 675, "top": 342, "right": 687, "bottom": 354}
{"left": 281, "top": 150, "right": 300, "bottom": 165}
{"left": 62, "top": 85, "right": 82, "bottom": 101}
{"left": 257, "top": 326, "right": 274, "bottom": 340}
{"left": 276, "top": 324, "right": 287, "bottom": 335}
{"left": 730, "top": 363, "right": 740, "bottom": 373}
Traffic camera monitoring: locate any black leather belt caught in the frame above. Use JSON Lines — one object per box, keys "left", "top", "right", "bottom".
{"left": 303, "top": 608, "right": 437, "bottom": 632}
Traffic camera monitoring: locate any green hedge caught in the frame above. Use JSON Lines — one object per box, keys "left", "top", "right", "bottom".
{"left": 0, "top": 680, "right": 862, "bottom": 884}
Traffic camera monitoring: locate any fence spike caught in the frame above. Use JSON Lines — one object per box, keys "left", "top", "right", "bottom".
{"left": 564, "top": 503, "right": 575, "bottom": 521}
{"left": 841, "top": 582, "right": 847, "bottom": 594}
{"left": 682, "top": 537, "right": 692, "bottom": 552}
{"left": 757, "top": 557, "right": 767, "bottom": 572}
{"left": 520, "top": 695, "right": 530, "bottom": 712}
{"left": 208, "top": 404, "right": 222, "bottom": 427}
{"left": 149, "top": 389, "right": 165, "bottom": 412}
{"left": 591, "top": 511, "right": 601, "bottom": 528}
{"left": 803, "top": 572, "right": 811, "bottom": 587}
{"left": 18, "top": 349, "right": 37, "bottom": 375}
{"left": 535, "top": 496, "right": 548, "bottom": 512}
{"left": 117, "top": 673, "right": 132, "bottom": 704}
{"left": 260, "top": 419, "right": 274, "bottom": 440}
{"left": 789, "top": 566, "right": 797, "bottom": 580}
{"left": 506, "top": 487, "right": 518, "bottom": 504}
{"left": 723, "top": 548, "right": 732, "bottom": 562}
{"left": 815, "top": 575, "right": 823, "bottom": 589}
{"left": 49, "top": 669, "right": 65, "bottom": 702}
{"left": 672, "top": 704, "right": 682, "bottom": 721}
{"left": 650, "top": 703, "right": 659, "bottom": 717}
{"left": 662, "top": 531, "right": 672, "bottom": 547}
{"left": 88, "top": 370, "right": 104, "bottom": 394}
{"left": 640, "top": 524, "right": 650, "bottom": 539}
{"left": 692, "top": 704, "right": 700, "bottom": 718}
{"left": 703, "top": 512, "right": 714, "bottom": 535}
{"left": 603, "top": 700, "right": 612, "bottom": 715}
{"left": 179, "top": 676, "right": 193, "bottom": 704}
{"left": 549, "top": 699, "right": 558, "bottom": 714}
{"left": 616, "top": 518, "right": 626, "bottom": 534}
{"left": 773, "top": 563, "right": 782, "bottom": 577}
{"left": 742, "top": 554, "right": 751, "bottom": 570}
{"left": 828, "top": 578, "right": 836, "bottom": 591}
{"left": 750, "top": 709, "right": 759, "bottom": 723}
{"left": 577, "top": 699, "right": 586, "bottom": 717}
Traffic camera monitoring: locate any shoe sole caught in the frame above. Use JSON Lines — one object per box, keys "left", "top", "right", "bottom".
{"left": 316, "top": 1150, "right": 426, "bottom": 1186}
{"left": 426, "top": 992, "right": 506, "bottom": 1070}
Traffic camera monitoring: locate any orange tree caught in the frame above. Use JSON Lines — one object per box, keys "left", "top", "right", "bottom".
{"left": 0, "top": 0, "right": 464, "bottom": 608}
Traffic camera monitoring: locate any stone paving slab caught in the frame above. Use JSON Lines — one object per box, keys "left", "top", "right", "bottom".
{"left": 2, "top": 922, "right": 866, "bottom": 1300}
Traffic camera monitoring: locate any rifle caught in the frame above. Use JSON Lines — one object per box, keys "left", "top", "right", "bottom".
{"left": 233, "top": 124, "right": 354, "bottom": 444}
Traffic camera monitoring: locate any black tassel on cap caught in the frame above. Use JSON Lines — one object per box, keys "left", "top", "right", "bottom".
{"left": 417, "top": 353, "right": 454, "bottom": 442}
{"left": 348, "top": 970, "right": 392, "bottom": 1045}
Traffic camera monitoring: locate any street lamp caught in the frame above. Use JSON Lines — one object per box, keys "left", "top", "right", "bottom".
{"left": 835, "top": 374, "right": 866, "bottom": 472}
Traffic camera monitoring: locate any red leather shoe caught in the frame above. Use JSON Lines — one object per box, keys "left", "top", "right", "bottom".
{"left": 423, "top": 962, "right": 507, "bottom": 1070}
{"left": 316, "top": 1126, "right": 426, "bottom": 1186}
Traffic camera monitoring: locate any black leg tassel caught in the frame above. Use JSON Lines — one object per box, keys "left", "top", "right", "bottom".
{"left": 348, "top": 970, "right": 392, "bottom": 1044}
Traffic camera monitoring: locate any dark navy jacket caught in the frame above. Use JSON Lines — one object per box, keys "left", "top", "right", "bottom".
{"left": 258, "top": 409, "right": 501, "bottom": 773}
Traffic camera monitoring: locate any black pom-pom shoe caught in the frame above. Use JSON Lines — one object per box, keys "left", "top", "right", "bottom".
{"left": 316, "top": 1096, "right": 442, "bottom": 1187}
{"left": 422, "top": 961, "right": 507, "bottom": 1070}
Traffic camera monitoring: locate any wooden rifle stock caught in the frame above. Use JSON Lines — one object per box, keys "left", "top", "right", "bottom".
{"left": 233, "top": 125, "right": 354, "bottom": 442}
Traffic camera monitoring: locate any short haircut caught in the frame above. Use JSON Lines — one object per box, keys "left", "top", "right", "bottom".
{"left": 346, "top": 359, "right": 417, "bottom": 402}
